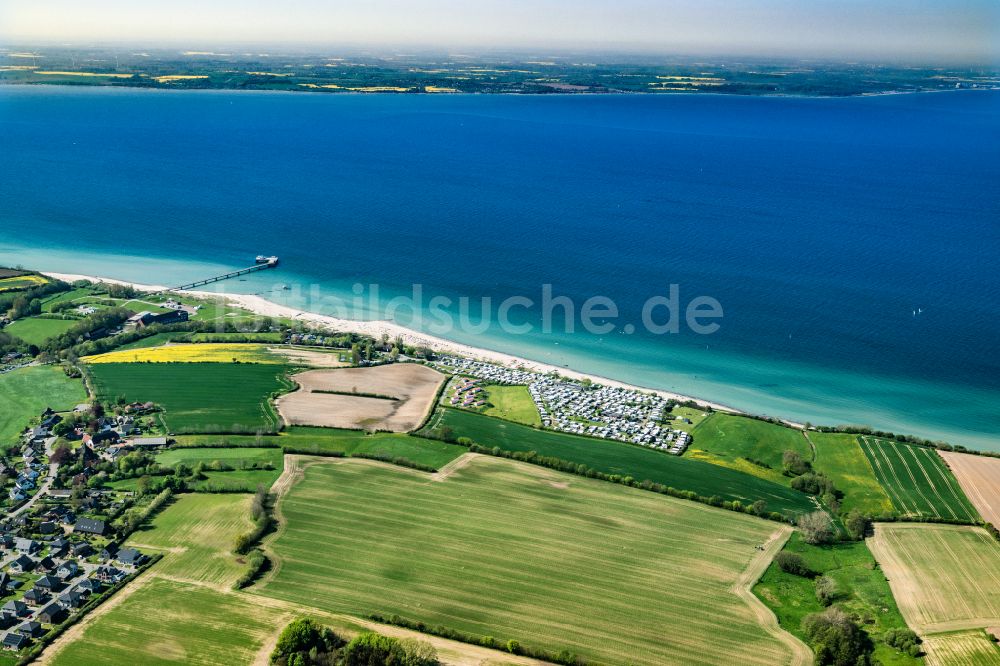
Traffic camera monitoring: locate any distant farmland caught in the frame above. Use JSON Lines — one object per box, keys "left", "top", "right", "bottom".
{"left": 425, "top": 408, "right": 816, "bottom": 518}
{"left": 257, "top": 455, "right": 806, "bottom": 666}
{"left": 868, "top": 524, "right": 1000, "bottom": 634}
{"left": 87, "top": 362, "right": 292, "bottom": 433}
{"left": 859, "top": 437, "right": 979, "bottom": 521}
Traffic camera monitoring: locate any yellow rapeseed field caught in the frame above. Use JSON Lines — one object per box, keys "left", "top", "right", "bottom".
{"left": 84, "top": 343, "right": 280, "bottom": 365}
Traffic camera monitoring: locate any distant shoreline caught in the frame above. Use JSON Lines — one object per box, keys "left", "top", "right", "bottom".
{"left": 43, "top": 270, "right": 753, "bottom": 420}
{"left": 3, "top": 81, "right": 997, "bottom": 99}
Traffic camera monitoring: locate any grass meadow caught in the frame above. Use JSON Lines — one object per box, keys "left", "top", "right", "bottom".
{"left": 256, "top": 455, "right": 798, "bottom": 666}
{"left": 0, "top": 365, "right": 86, "bottom": 450}
{"left": 859, "top": 437, "right": 979, "bottom": 521}
{"left": 425, "top": 407, "right": 816, "bottom": 518}
{"left": 808, "top": 432, "right": 895, "bottom": 516}
{"left": 687, "top": 413, "right": 812, "bottom": 483}
{"left": 481, "top": 384, "right": 542, "bottom": 426}
{"left": 87, "top": 362, "right": 292, "bottom": 433}
{"left": 753, "top": 532, "right": 919, "bottom": 666}
{"left": 3, "top": 316, "right": 78, "bottom": 345}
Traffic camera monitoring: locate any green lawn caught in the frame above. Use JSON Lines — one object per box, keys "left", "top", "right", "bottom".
{"left": 670, "top": 406, "right": 710, "bottom": 431}
{"left": 481, "top": 384, "right": 541, "bottom": 426}
{"left": 257, "top": 455, "right": 798, "bottom": 666}
{"left": 809, "top": 432, "right": 894, "bottom": 516}
{"left": 687, "top": 413, "right": 812, "bottom": 480}
{"left": 859, "top": 437, "right": 979, "bottom": 521}
{"left": 174, "top": 427, "right": 466, "bottom": 470}
{"left": 0, "top": 365, "right": 86, "bottom": 450}
{"left": 3, "top": 316, "right": 79, "bottom": 345}
{"left": 39, "top": 286, "right": 99, "bottom": 312}
{"left": 424, "top": 407, "right": 816, "bottom": 518}
{"left": 753, "top": 532, "right": 920, "bottom": 666}
{"left": 87, "top": 362, "right": 292, "bottom": 434}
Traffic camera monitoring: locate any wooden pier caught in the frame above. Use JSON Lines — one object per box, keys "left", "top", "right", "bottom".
{"left": 168, "top": 259, "right": 278, "bottom": 292}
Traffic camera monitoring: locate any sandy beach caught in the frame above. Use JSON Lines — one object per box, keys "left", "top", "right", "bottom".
{"left": 44, "top": 270, "right": 752, "bottom": 417}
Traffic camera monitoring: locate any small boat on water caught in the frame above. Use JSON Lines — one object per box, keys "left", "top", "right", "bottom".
{"left": 255, "top": 255, "right": 280, "bottom": 266}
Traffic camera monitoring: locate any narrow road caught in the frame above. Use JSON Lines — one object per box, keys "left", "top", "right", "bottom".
{"left": 9, "top": 436, "right": 60, "bottom": 519}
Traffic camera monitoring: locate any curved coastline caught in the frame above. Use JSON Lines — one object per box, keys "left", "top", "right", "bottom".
{"left": 43, "top": 270, "right": 751, "bottom": 418}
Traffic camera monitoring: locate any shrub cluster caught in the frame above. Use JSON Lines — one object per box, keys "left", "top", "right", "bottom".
{"left": 234, "top": 549, "right": 269, "bottom": 590}
{"left": 369, "top": 614, "right": 584, "bottom": 666}
{"left": 235, "top": 484, "right": 273, "bottom": 554}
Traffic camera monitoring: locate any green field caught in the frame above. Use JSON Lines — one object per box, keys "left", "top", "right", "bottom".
{"left": 48, "top": 577, "right": 287, "bottom": 666}
{"left": 859, "top": 437, "right": 979, "bottom": 521}
{"left": 424, "top": 408, "right": 816, "bottom": 518}
{"left": 481, "top": 384, "right": 542, "bottom": 426}
{"left": 687, "top": 413, "right": 812, "bottom": 483}
{"left": 753, "top": 533, "right": 919, "bottom": 666}
{"left": 175, "top": 426, "right": 467, "bottom": 470}
{"left": 87, "top": 362, "right": 292, "bottom": 433}
{"left": 0, "top": 365, "right": 86, "bottom": 450}
{"left": 257, "top": 455, "right": 800, "bottom": 666}
{"left": 3, "top": 316, "right": 78, "bottom": 345}
{"left": 809, "top": 432, "right": 894, "bottom": 515}
{"left": 125, "top": 493, "right": 254, "bottom": 586}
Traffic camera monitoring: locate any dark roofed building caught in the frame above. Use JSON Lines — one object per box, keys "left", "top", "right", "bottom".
{"left": 2, "top": 631, "right": 27, "bottom": 650}
{"left": 116, "top": 548, "right": 146, "bottom": 566}
{"left": 8, "top": 556, "right": 33, "bottom": 574}
{"left": 37, "top": 603, "right": 65, "bottom": 625}
{"left": 1, "top": 601, "right": 26, "bottom": 617}
{"left": 73, "top": 518, "right": 106, "bottom": 536}
{"left": 15, "top": 621, "right": 42, "bottom": 637}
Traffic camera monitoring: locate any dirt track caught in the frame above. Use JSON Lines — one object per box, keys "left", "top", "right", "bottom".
{"left": 734, "top": 525, "right": 813, "bottom": 666}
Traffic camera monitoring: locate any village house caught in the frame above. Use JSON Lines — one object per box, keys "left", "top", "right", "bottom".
{"left": 15, "top": 621, "right": 43, "bottom": 638}
{"left": 0, "top": 601, "right": 27, "bottom": 618}
{"left": 37, "top": 603, "right": 65, "bottom": 625}
{"left": 8, "top": 555, "right": 34, "bottom": 575}
{"left": 2, "top": 631, "right": 27, "bottom": 651}
{"left": 73, "top": 518, "right": 106, "bottom": 536}
{"left": 22, "top": 588, "right": 48, "bottom": 607}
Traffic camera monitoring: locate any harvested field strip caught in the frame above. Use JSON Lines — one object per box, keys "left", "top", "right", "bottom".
{"left": 868, "top": 524, "right": 1000, "bottom": 633}
{"left": 923, "top": 630, "right": 1000, "bottom": 666}
{"left": 257, "top": 455, "right": 799, "bottom": 666}
{"left": 940, "top": 452, "right": 1000, "bottom": 527}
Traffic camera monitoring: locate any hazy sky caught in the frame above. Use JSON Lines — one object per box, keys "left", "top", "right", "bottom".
{"left": 2, "top": 0, "right": 997, "bottom": 62}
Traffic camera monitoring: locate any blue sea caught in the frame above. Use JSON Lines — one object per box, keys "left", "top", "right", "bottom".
{"left": 1, "top": 86, "right": 998, "bottom": 450}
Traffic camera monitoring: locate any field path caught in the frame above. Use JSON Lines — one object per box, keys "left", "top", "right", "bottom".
{"left": 432, "top": 452, "right": 480, "bottom": 481}
{"left": 738, "top": 525, "right": 812, "bottom": 666}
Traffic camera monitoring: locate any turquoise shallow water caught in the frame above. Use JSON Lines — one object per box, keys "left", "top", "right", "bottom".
{"left": 1, "top": 86, "right": 998, "bottom": 450}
